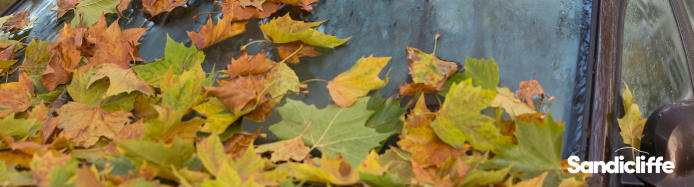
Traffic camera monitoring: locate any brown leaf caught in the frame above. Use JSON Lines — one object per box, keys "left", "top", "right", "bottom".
{"left": 40, "top": 116, "right": 61, "bottom": 144}
{"left": 517, "top": 80, "right": 548, "bottom": 109}
{"left": 1, "top": 11, "right": 29, "bottom": 32}
{"left": 398, "top": 96, "right": 467, "bottom": 167}
{"left": 144, "top": 0, "right": 188, "bottom": 17}
{"left": 41, "top": 24, "right": 83, "bottom": 91}
{"left": 74, "top": 167, "right": 103, "bottom": 187}
{"left": 187, "top": 15, "right": 247, "bottom": 50}
{"left": 226, "top": 51, "right": 276, "bottom": 78}
{"left": 406, "top": 46, "right": 458, "bottom": 90}
{"left": 103, "top": 120, "right": 145, "bottom": 155}
{"left": 56, "top": 102, "right": 133, "bottom": 147}
{"left": 122, "top": 28, "right": 148, "bottom": 46}
{"left": 81, "top": 15, "right": 138, "bottom": 71}
{"left": 399, "top": 82, "right": 439, "bottom": 95}
{"left": 221, "top": 1, "right": 281, "bottom": 21}
{"left": 142, "top": 0, "right": 155, "bottom": 6}
{"left": 277, "top": 41, "right": 320, "bottom": 64}
{"left": 117, "top": 0, "right": 132, "bottom": 15}
{"left": 205, "top": 76, "right": 265, "bottom": 112}
{"left": 224, "top": 128, "right": 261, "bottom": 159}
{"left": 239, "top": 0, "right": 265, "bottom": 10}
{"left": 57, "top": 0, "right": 84, "bottom": 18}
{"left": 0, "top": 72, "right": 34, "bottom": 118}
{"left": 244, "top": 97, "right": 276, "bottom": 122}
{"left": 0, "top": 151, "right": 32, "bottom": 168}
{"left": 255, "top": 131, "right": 310, "bottom": 162}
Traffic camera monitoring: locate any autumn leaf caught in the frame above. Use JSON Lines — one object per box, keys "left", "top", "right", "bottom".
{"left": 260, "top": 14, "right": 351, "bottom": 48}
{"left": 122, "top": 28, "right": 148, "bottom": 46}
{"left": 517, "top": 79, "right": 552, "bottom": 109}
{"left": 290, "top": 154, "right": 360, "bottom": 185}
{"left": 277, "top": 41, "right": 320, "bottom": 64}
{"left": 431, "top": 79, "right": 500, "bottom": 151}
{"left": 223, "top": 128, "right": 260, "bottom": 158}
{"left": 398, "top": 96, "right": 467, "bottom": 167}
{"left": 0, "top": 71, "right": 34, "bottom": 118}
{"left": 1, "top": 11, "right": 29, "bottom": 32}
{"left": 491, "top": 86, "right": 536, "bottom": 118}
{"left": 41, "top": 24, "right": 83, "bottom": 91}
{"left": 0, "top": 161, "right": 34, "bottom": 186}
{"left": 264, "top": 62, "right": 300, "bottom": 98}
{"left": 461, "top": 57, "right": 498, "bottom": 91}
{"left": 67, "top": 67, "right": 109, "bottom": 107}
{"left": 197, "top": 134, "right": 227, "bottom": 175}
{"left": 406, "top": 46, "right": 458, "bottom": 89}
{"left": 117, "top": 137, "right": 195, "bottom": 181}
{"left": 144, "top": 0, "right": 188, "bottom": 17}
{"left": 268, "top": 0, "right": 317, "bottom": 11}
{"left": 56, "top": 0, "right": 83, "bottom": 18}
{"left": 0, "top": 44, "right": 17, "bottom": 75}
{"left": 193, "top": 97, "right": 249, "bottom": 134}
{"left": 144, "top": 105, "right": 204, "bottom": 142}
{"left": 187, "top": 15, "right": 247, "bottom": 50}
{"left": 364, "top": 93, "right": 407, "bottom": 134}
{"left": 327, "top": 55, "right": 389, "bottom": 107}
{"left": 161, "top": 57, "right": 214, "bottom": 114}
{"left": 226, "top": 51, "right": 276, "bottom": 78}
{"left": 618, "top": 101, "right": 646, "bottom": 149}
{"left": 70, "top": 0, "right": 119, "bottom": 28}
{"left": 30, "top": 152, "right": 76, "bottom": 186}
{"left": 21, "top": 40, "right": 51, "bottom": 77}
{"left": 0, "top": 113, "right": 38, "bottom": 138}
{"left": 255, "top": 122, "right": 311, "bottom": 162}
{"left": 133, "top": 35, "right": 205, "bottom": 87}
{"left": 487, "top": 113, "right": 585, "bottom": 186}
{"left": 221, "top": 1, "right": 281, "bottom": 21}
{"left": 87, "top": 64, "right": 154, "bottom": 97}
{"left": 410, "top": 157, "right": 470, "bottom": 187}
{"left": 56, "top": 102, "right": 132, "bottom": 147}
{"left": 269, "top": 97, "right": 389, "bottom": 167}
{"left": 80, "top": 15, "right": 139, "bottom": 71}
{"left": 200, "top": 163, "right": 263, "bottom": 187}
{"left": 513, "top": 172, "right": 548, "bottom": 187}
{"left": 457, "top": 165, "right": 512, "bottom": 187}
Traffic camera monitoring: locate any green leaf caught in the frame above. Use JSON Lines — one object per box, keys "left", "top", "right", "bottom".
{"left": 48, "top": 158, "right": 79, "bottom": 187}
{"left": 133, "top": 35, "right": 205, "bottom": 87}
{"left": 487, "top": 113, "right": 584, "bottom": 186}
{"left": 117, "top": 137, "right": 195, "bottom": 181}
{"left": 99, "top": 156, "right": 136, "bottom": 176}
{"left": 461, "top": 57, "right": 499, "bottom": 91}
{"left": 193, "top": 97, "right": 249, "bottom": 134}
{"left": 364, "top": 93, "right": 406, "bottom": 134}
{"left": 359, "top": 172, "right": 405, "bottom": 187}
{"left": 21, "top": 39, "right": 50, "bottom": 77}
{"left": 70, "top": 0, "right": 119, "bottom": 28}
{"left": 376, "top": 149, "right": 413, "bottom": 183}
{"left": 0, "top": 113, "right": 37, "bottom": 138}
{"left": 100, "top": 92, "right": 139, "bottom": 112}
{"left": 431, "top": 79, "right": 499, "bottom": 151}
{"left": 438, "top": 73, "right": 464, "bottom": 96}
{"left": 269, "top": 97, "right": 389, "bottom": 167}
{"left": 0, "top": 161, "right": 34, "bottom": 186}
{"left": 67, "top": 67, "right": 108, "bottom": 108}
{"left": 144, "top": 105, "right": 204, "bottom": 142}
{"left": 161, "top": 59, "right": 208, "bottom": 113}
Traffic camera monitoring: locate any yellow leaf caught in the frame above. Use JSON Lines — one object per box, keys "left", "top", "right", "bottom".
{"left": 56, "top": 102, "right": 132, "bottom": 147}
{"left": 290, "top": 155, "right": 360, "bottom": 185}
{"left": 327, "top": 55, "right": 390, "bottom": 107}
{"left": 514, "top": 172, "right": 548, "bottom": 187}
{"left": 406, "top": 46, "right": 458, "bottom": 89}
{"left": 88, "top": 64, "right": 155, "bottom": 98}
{"left": 618, "top": 104, "right": 647, "bottom": 148}
{"left": 259, "top": 14, "right": 350, "bottom": 48}
{"left": 490, "top": 86, "right": 536, "bottom": 118}
{"left": 197, "top": 134, "right": 227, "bottom": 175}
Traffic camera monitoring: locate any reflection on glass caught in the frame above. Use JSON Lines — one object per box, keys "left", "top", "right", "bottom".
{"left": 622, "top": 0, "right": 693, "bottom": 117}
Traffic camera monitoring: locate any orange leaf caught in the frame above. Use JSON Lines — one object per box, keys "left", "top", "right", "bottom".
{"left": 74, "top": 167, "right": 103, "bottom": 187}
{"left": 399, "top": 82, "right": 439, "bottom": 95}
{"left": 41, "top": 24, "right": 83, "bottom": 91}
{"left": 187, "top": 15, "right": 247, "bottom": 50}
{"left": 268, "top": 0, "right": 317, "bottom": 11}
{"left": 81, "top": 15, "right": 138, "bottom": 71}
{"left": 221, "top": 1, "right": 281, "bottom": 21}
{"left": 224, "top": 128, "right": 261, "bottom": 159}
{"left": 0, "top": 72, "right": 34, "bottom": 118}
{"left": 277, "top": 41, "right": 320, "bottom": 64}
{"left": 226, "top": 51, "right": 276, "bottom": 78}
{"left": 56, "top": 102, "right": 133, "bottom": 147}
{"left": 205, "top": 76, "right": 265, "bottom": 112}
{"left": 123, "top": 28, "right": 149, "bottom": 46}
{"left": 326, "top": 55, "right": 389, "bottom": 107}
{"left": 517, "top": 80, "right": 551, "bottom": 109}
{"left": 144, "top": 0, "right": 188, "bottom": 17}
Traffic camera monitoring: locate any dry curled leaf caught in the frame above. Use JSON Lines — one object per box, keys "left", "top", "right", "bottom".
{"left": 1, "top": 11, "right": 29, "bottom": 32}
{"left": 187, "top": 15, "right": 247, "bottom": 50}
{"left": 144, "top": 0, "right": 188, "bottom": 17}
{"left": 516, "top": 79, "right": 553, "bottom": 109}
{"left": 406, "top": 46, "right": 458, "bottom": 90}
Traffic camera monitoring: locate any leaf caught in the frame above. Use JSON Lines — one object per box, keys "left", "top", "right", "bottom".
{"left": 67, "top": 67, "right": 109, "bottom": 107}
{"left": 79, "top": 15, "right": 139, "bottom": 70}
{"left": 227, "top": 143, "right": 265, "bottom": 183}
{"left": 406, "top": 46, "right": 458, "bottom": 89}
{"left": 267, "top": 0, "right": 316, "bottom": 11}
{"left": 491, "top": 86, "right": 536, "bottom": 118}
{"left": 290, "top": 154, "right": 360, "bottom": 185}
{"left": 255, "top": 124, "right": 310, "bottom": 162}
{"left": 41, "top": 24, "right": 83, "bottom": 91}
{"left": 133, "top": 35, "right": 205, "bottom": 87}
{"left": 144, "top": 105, "right": 204, "bottom": 142}
{"left": 117, "top": 137, "right": 195, "bottom": 181}
{"left": 238, "top": 0, "right": 265, "bottom": 9}
{"left": 0, "top": 72, "right": 34, "bottom": 118}
{"left": 73, "top": 166, "right": 102, "bottom": 187}
{"left": 197, "top": 134, "right": 227, "bottom": 175}
{"left": 0, "top": 160, "right": 34, "bottom": 186}
{"left": 514, "top": 172, "right": 548, "bottom": 187}
{"left": 144, "top": 0, "right": 188, "bottom": 17}
{"left": 618, "top": 104, "right": 646, "bottom": 148}
{"left": 487, "top": 113, "right": 584, "bottom": 186}
{"left": 88, "top": 64, "right": 154, "bottom": 97}
{"left": 221, "top": 1, "right": 281, "bottom": 21}
{"left": 226, "top": 51, "right": 276, "bottom": 78}
{"left": 431, "top": 79, "right": 499, "bottom": 151}
{"left": 71, "top": 0, "right": 119, "bottom": 28}
{"left": 56, "top": 0, "right": 83, "bottom": 18}
{"left": 161, "top": 58, "right": 210, "bottom": 113}
{"left": 201, "top": 163, "right": 263, "bottom": 187}
{"left": 264, "top": 62, "right": 300, "bottom": 98}
{"left": 461, "top": 57, "right": 498, "bottom": 91}
{"left": 260, "top": 14, "right": 350, "bottom": 48}
{"left": 21, "top": 39, "right": 51, "bottom": 77}
{"left": 622, "top": 82, "right": 635, "bottom": 112}
{"left": 359, "top": 171, "right": 405, "bottom": 187}
{"left": 558, "top": 177, "right": 586, "bottom": 187}
{"left": 194, "top": 97, "right": 248, "bottom": 134}
{"left": 29, "top": 152, "right": 74, "bottom": 186}
{"left": 437, "top": 73, "right": 464, "bottom": 96}
{"left": 517, "top": 80, "right": 551, "bottom": 110}
{"left": 457, "top": 166, "right": 511, "bottom": 187}
{"left": 56, "top": 102, "right": 133, "bottom": 147}
{"left": 223, "top": 129, "right": 260, "bottom": 159}
{"left": 122, "top": 28, "right": 148, "bottom": 46}
{"left": 1, "top": 11, "right": 28, "bottom": 32}
{"left": 277, "top": 41, "right": 320, "bottom": 64}
{"left": 365, "top": 93, "right": 407, "bottom": 134}
{"left": 0, "top": 14, "right": 13, "bottom": 27}
{"left": 205, "top": 76, "right": 265, "bottom": 113}
{"left": 377, "top": 148, "right": 414, "bottom": 183}
{"left": 410, "top": 157, "right": 469, "bottom": 187}
{"left": 187, "top": 15, "right": 247, "bottom": 50}
{"left": 327, "top": 55, "right": 389, "bottom": 107}
{"left": 0, "top": 113, "right": 38, "bottom": 138}
{"left": 269, "top": 97, "right": 389, "bottom": 167}
{"left": 398, "top": 96, "right": 466, "bottom": 167}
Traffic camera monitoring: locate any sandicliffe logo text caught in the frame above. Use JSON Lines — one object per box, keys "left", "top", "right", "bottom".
{"left": 566, "top": 147, "right": 675, "bottom": 174}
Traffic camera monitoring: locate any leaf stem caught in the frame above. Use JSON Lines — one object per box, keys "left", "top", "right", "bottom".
{"left": 300, "top": 79, "right": 328, "bottom": 84}
{"left": 240, "top": 40, "right": 270, "bottom": 51}
{"left": 278, "top": 44, "right": 303, "bottom": 64}
{"left": 181, "top": 49, "right": 203, "bottom": 72}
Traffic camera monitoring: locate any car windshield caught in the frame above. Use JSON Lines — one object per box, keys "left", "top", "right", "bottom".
{"left": 10, "top": 0, "right": 593, "bottom": 157}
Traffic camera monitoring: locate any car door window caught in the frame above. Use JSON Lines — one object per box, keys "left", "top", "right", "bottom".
{"left": 621, "top": 0, "right": 693, "bottom": 117}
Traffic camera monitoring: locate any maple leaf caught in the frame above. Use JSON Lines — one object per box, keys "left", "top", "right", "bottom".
{"left": 187, "top": 15, "right": 247, "bottom": 50}
{"left": 269, "top": 97, "right": 389, "bottom": 166}
{"left": 264, "top": 62, "right": 300, "bottom": 98}
{"left": 456, "top": 165, "right": 512, "bottom": 187}
{"left": 327, "top": 55, "right": 390, "bottom": 107}
{"left": 0, "top": 71, "right": 34, "bottom": 118}
{"left": 431, "top": 79, "right": 499, "bottom": 151}
{"left": 144, "top": 105, "right": 204, "bottom": 142}
{"left": 365, "top": 92, "right": 407, "bottom": 134}
{"left": 410, "top": 157, "right": 470, "bottom": 187}
{"left": 226, "top": 51, "right": 276, "bottom": 78}
{"left": 437, "top": 73, "right": 464, "bottom": 96}
{"left": 260, "top": 14, "right": 351, "bottom": 48}
{"left": 122, "top": 28, "right": 148, "bottom": 46}
{"left": 399, "top": 82, "right": 440, "bottom": 95}
{"left": 161, "top": 57, "right": 214, "bottom": 114}
{"left": 193, "top": 97, "right": 249, "bottom": 134}
{"left": 0, "top": 14, "right": 13, "bottom": 27}
{"left": 461, "top": 57, "right": 498, "bottom": 91}
{"left": 290, "top": 154, "right": 360, "bottom": 185}
{"left": 223, "top": 128, "right": 260, "bottom": 158}
{"left": 197, "top": 134, "right": 227, "bottom": 175}
{"left": 205, "top": 76, "right": 265, "bottom": 113}
{"left": 80, "top": 15, "right": 139, "bottom": 71}
{"left": 73, "top": 166, "right": 103, "bottom": 186}
{"left": 487, "top": 113, "right": 585, "bottom": 186}
{"left": 0, "top": 44, "right": 17, "bottom": 75}
{"left": 1, "top": 11, "right": 29, "bottom": 32}
{"left": 21, "top": 40, "right": 51, "bottom": 77}
{"left": 513, "top": 172, "right": 548, "bottom": 187}
{"left": 133, "top": 35, "right": 205, "bottom": 87}
{"left": 87, "top": 64, "right": 154, "bottom": 97}
{"left": 618, "top": 101, "right": 646, "bottom": 149}
{"left": 56, "top": 0, "right": 83, "bottom": 18}
{"left": 490, "top": 86, "right": 536, "bottom": 118}
{"left": 117, "top": 137, "right": 195, "bottom": 181}
{"left": 516, "top": 79, "right": 553, "bottom": 110}
{"left": 200, "top": 163, "right": 263, "bottom": 187}
{"left": 277, "top": 41, "right": 320, "bottom": 64}
{"left": 398, "top": 96, "right": 467, "bottom": 167}
{"left": 56, "top": 102, "right": 132, "bottom": 147}
{"left": 221, "top": 1, "right": 280, "bottom": 21}
{"left": 70, "top": 0, "right": 120, "bottom": 28}
{"left": 406, "top": 46, "right": 458, "bottom": 89}
{"left": 0, "top": 161, "right": 34, "bottom": 186}
{"left": 238, "top": 0, "right": 265, "bottom": 9}
{"left": 267, "top": 0, "right": 317, "bottom": 11}
{"left": 40, "top": 24, "right": 83, "bottom": 91}
{"left": 144, "top": 0, "right": 188, "bottom": 17}
{"left": 29, "top": 152, "right": 76, "bottom": 186}
{"left": 0, "top": 113, "right": 38, "bottom": 138}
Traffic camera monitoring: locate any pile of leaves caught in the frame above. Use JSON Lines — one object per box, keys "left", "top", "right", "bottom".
{"left": 0, "top": 0, "right": 591, "bottom": 186}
